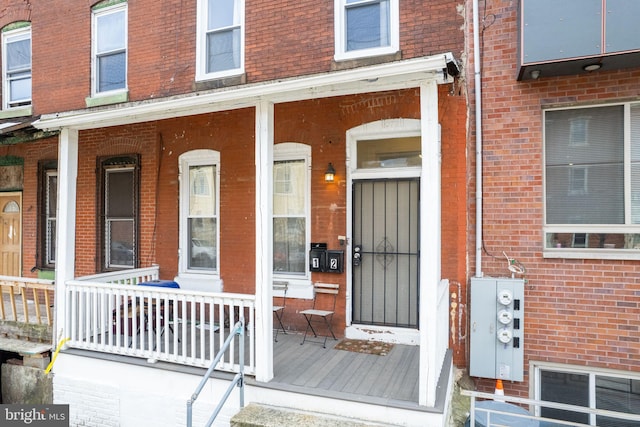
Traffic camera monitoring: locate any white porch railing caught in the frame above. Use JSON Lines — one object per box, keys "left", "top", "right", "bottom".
{"left": 66, "top": 268, "right": 256, "bottom": 375}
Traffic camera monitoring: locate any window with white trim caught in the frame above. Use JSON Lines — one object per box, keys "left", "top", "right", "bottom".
{"left": 92, "top": 1, "right": 127, "bottom": 95}
{"left": 273, "top": 143, "right": 311, "bottom": 277}
{"left": 99, "top": 155, "right": 138, "bottom": 270}
{"left": 2, "top": 23, "right": 31, "bottom": 109}
{"left": 544, "top": 102, "right": 640, "bottom": 255}
{"left": 534, "top": 364, "right": 640, "bottom": 426}
{"left": 179, "top": 150, "right": 219, "bottom": 275}
{"left": 196, "top": 0, "right": 244, "bottom": 80}
{"left": 334, "top": 0, "right": 399, "bottom": 61}
{"left": 41, "top": 164, "right": 57, "bottom": 267}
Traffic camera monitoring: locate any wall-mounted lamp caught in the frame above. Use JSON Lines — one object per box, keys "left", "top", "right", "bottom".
{"left": 583, "top": 63, "right": 601, "bottom": 72}
{"left": 325, "top": 162, "right": 336, "bottom": 182}
{"left": 530, "top": 69, "right": 541, "bottom": 80}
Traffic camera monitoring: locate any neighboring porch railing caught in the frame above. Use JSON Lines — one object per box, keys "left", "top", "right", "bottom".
{"left": 462, "top": 390, "right": 640, "bottom": 426}
{"left": 66, "top": 268, "right": 256, "bottom": 375}
{"left": 0, "top": 275, "right": 55, "bottom": 326}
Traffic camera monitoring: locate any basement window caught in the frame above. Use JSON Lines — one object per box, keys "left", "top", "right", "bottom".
{"left": 533, "top": 363, "right": 640, "bottom": 426}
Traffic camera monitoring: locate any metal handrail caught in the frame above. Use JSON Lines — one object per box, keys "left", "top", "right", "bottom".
{"left": 187, "top": 318, "right": 245, "bottom": 427}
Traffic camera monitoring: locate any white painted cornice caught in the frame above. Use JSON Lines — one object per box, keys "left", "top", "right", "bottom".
{"left": 34, "top": 53, "right": 456, "bottom": 131}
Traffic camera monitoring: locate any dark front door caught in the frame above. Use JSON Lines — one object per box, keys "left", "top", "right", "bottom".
{"left": 352, "top": 179, "right": 419, "bottom": 328}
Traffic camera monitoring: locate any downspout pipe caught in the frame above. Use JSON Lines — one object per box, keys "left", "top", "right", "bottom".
{"left": 473, "top": 0, "right": 483, "bottom": 278}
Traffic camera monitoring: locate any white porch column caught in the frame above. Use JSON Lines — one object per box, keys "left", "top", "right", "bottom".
{"left": 254, "top": 100, "right": 275, "bottom": 382}
{"left": 54, "top": 128, "right": 79, "bottom": 345}
{"left": 419, "top": 80, "right": 441, "bottom": 406}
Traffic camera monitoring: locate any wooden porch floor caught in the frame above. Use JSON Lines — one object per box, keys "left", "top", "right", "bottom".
{"left": 252, "top": 331, "right": 427, "bottom": 410}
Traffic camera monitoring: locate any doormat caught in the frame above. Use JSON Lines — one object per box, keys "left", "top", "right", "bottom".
{"left": 334, "top": 339, "right": 393, "bottom": 356}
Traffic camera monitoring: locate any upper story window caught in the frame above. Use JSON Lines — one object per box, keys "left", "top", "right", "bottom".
{"left": 544, "top": 102, "right": 640, "bottom": 258}
{"left": 99, "top": 155, "right": 139, "bottom": 271}
{"left": 179, "top": 150, "right": 219, "bottom": 275}
{"left": 334, "top": 0, "right": 399, "bottom": 62}
{"left": 92, "top": 1, "right": 127, "bottom": 96}
{"left": 196, "top": 0, "right": 244, "bottom": 81}
{"left": 39, "top": 161, "right": 57, "bottom": 268}
{"left": 273, "top": 143, "right": 311, "bottom": 277}
{"left": 2, "top": 23, "right": 31, "bottom": 110}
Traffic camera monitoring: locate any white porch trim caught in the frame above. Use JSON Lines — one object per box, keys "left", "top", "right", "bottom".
{"left": 33, "top": 54, "right": 455, "bottom": 132}
{"left": 254, "top": 100, "right": 274, "bottom": 382}
{"left": 54, "top": 128, "right": 78, "bottom": 345}
{"left": 420, "top": 80, "right": 442, "bottom": 407}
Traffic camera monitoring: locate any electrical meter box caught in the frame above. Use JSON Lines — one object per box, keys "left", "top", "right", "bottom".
{"left": 470, "top": 277, "right": 525, "bottom": 381}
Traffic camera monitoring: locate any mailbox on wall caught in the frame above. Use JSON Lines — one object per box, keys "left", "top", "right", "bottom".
{"left": 326, "top": 250, "right": 344, "bottom": 273}
{"left": 310, "top": 243, "right": 327, "bottom": 272}
{"left": 309, "top": 243, "right": 344, "bottom": 273}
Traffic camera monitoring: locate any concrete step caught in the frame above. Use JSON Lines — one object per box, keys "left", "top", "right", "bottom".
{"left": 231, "top": 403, "right": 399, "bottom": 427}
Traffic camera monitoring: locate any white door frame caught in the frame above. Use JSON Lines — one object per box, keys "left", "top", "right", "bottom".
{"left": 345, "top": 118, "right": 423, "bottom": 346}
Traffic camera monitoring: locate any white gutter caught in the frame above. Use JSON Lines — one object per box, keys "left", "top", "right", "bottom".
{"left": 33, "top": 54, "right": 456, "bottom": 131}
{"left": 473, "top": 0, "right": 483, "bottom": 278}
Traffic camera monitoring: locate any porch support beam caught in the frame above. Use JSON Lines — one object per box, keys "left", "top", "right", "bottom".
{"left": 254, "top": 100, "right": 275, "bottom": 382}
{"left": 419, "top": 80, "right": 441, "bottom": 407}
{"left": 54, "top": 128, "right": 79, "bottom": 347}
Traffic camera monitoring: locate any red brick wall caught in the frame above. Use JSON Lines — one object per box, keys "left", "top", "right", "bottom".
{"left": 68, "top": 86, "right": 467, "bottom": 338}
{"left": 24, "top": 0, "right": 463, "bottom": 114}
{"left": 439, "top": 85, "right": 469, "bottom": 366}
{"left": 465, "top": 0, "right": 640, "bottom": 396}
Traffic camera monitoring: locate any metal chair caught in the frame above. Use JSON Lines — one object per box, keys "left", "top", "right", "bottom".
{"left": 273, "top": 281, "right": 288, "bottom": 342}
{"left": 300, "top": 283, "right": 339, "bottom": 348}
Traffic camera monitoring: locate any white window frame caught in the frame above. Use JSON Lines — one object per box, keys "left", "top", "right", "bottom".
{"left": 195, "top": 0, "right": 245, "bottom": 81}
{"left": 2, "top": 25, "right": 31, "bottom": 110}
{"left": 334, "top": 0, "right": 399, "bottom": 62}
{"left": 543, "top": 102, "right": 640, "bottom": 260}
{"left": 104, "top": 166, "right": 136, "bottom": 269}
{"left": 532, "top": 361, "right": 640, "bottom": 425}
{"left": 272, "top": 143, "right": 312, "bottom": 297}
{"left": 178, "top": 150, "right": 220, "bottom": 278}
{"left": 91, "top": 2, "right": 128, "bottom": 97}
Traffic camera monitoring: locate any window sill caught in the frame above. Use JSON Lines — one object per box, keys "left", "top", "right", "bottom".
{"left": 543, "top": 248, "right": 640, "bottom": 261}
{"left": 272, "top": 277, "right": 313, "bottom": 299}
{"left": 0, "top": 106, "right": 33, "bottom": 119}
{"left": 332, "top": 50, "right": 401, "bottom": 69}
{"left": 193, "top": 73, "right": 246, "bottom": 91}
{"left": 85, "top": 91, "right": 129, "bottom": 108}
{"left": 174, "top": 273, "right": 223, "bottom": 292}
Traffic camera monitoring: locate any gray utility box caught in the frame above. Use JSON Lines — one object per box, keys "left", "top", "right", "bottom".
{"left": 469, "top": 277, "right": 525, "bottom": 381}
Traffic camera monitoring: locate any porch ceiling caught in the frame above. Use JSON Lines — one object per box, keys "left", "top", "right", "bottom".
{"left": 33, "top": 53, "right": 457, "bottom": 132}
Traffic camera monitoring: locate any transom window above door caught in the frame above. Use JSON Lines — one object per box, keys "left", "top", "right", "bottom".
{"left": 356, "top": 136, "right": 421, "bottom": 169}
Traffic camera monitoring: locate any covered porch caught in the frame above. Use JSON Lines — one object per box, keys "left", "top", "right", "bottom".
{"left": 35, "top": 54, "right": 460, "bottom": 425}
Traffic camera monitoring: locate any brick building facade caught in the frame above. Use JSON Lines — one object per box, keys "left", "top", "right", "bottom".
{"left": 0, "top": 0, "right": 468, "bottom": 425}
